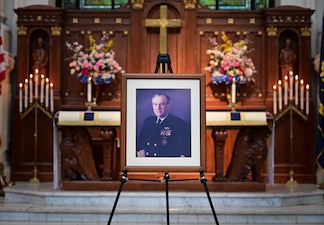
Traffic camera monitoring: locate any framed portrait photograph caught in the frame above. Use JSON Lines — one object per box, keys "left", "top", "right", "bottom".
{"left": 121, "top": 73, "right": 206, "bottom": 172}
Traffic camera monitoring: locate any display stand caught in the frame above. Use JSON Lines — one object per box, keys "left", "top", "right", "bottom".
{"left": 107, "top": 168, "right": 219, "bottom": 225}
{"left": 154, "top": 53, "right": 173, "bottom": 73}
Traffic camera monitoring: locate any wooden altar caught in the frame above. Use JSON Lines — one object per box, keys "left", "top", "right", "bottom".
{"left": 11, "top": 1, "right": 316, "bottom": 187}
{"left": 53, "top": 110, "right": 272, "bottom": 192}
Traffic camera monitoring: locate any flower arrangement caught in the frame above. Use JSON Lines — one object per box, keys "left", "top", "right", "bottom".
{"left": 66, "top": 34, "right": 124, "bottom": 85}
{"left": 205, "top": 32, "right": 256, "bottom": 86}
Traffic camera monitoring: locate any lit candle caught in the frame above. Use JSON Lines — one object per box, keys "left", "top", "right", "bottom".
{"left": 40, "top": 74, "right": 45, "bottom": 104}
{"left": 300, "top": 79, "right": 304, "bottom": 110}
{"left": 231, "top": 77, "right": 236, "bottom": 104}
{"left": 273, "top": 84, "right": 277, "bottom": 115}
{"left": 19, "top": 83, "right": 23, "bottom": 113}
{"left": 284, "top": 75, "right": 288, "bottom": 106}
{"left": 278, "top": 80, "right": 282, "bottom": 111}
{"left": 50, "top": 82, "right": 54, "bottom": 113}
{"left": 45, "top": 78, "right": 49, "bottom": 108}
{"left": 29, "top": 74, "right": 33, "bottom": 104}
{"left": 289, "top": 71, "right": 293, "bottom": 101}
{"left": 87, "top": 77, "right": 92, "bottom": 102}
{"left": 34, "top": 69, "right": 39, "bottom": 99}
{"left": 306, "top": 84, "right": 309, "bottom": 115}
{"left": 295, "top": 75, "right": 298, "bottom": 105}
{"left": 24, "top": 79, "right": 28, "bottom": 109}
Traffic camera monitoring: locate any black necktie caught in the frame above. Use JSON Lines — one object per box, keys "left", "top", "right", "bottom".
{"left": 156, "top": 118, "right": 162, "bottom": 124}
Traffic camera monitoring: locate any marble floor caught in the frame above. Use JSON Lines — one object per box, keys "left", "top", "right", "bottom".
{"left": 1, "top": 182, "right": 324, "bottom": 225}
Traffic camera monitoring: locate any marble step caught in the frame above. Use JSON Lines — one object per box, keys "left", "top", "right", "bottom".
{"left": 1, "top": 182, "right": 324, "bottom": 224}
{"left": 3, "top": 182, "right": 324, "bottom": 207}
{"left": 1, "top": 199, "right": 324, "bottom": 224}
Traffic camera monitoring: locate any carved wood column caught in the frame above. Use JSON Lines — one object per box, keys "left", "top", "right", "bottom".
{"left": 100, "top": 128, "right": 117, "bottom": 181}
{"left": 212, "top": 128, "right": 227, "bottom": 181}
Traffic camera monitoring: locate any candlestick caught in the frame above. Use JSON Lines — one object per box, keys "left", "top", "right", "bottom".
{"left": 19, "top": 83, "right": 23, "bottom": 113}
{"left": 29, "top": 74, "right": 33, "bottom": 104}
{"left": 45, "top": 78, "right": 49, "bottom": 108}
{"left": 273, "top": 84, "right": 277, "bottom": 115}
{"left": 289, "top": 71, "right": 293, "bottom": 101}
{"left": 294, "top": 75, "right": 298, "bottom": 105}
{"left": 300, "top": 79, "right": 304, "bottom": 110}
{"left": 284, "top": 75, "right": 288, "bottom": 106}
{"left": 24, "top": 79, "right": 28, "bottom": 109}
{"left": 50, "top": 83, "right": 54, "bottom": 113}
{"left": 306, "top": 84, "right": 309, "bottom": 115}
{"left": 278, "top": 80, "right": 282, "bottom": 111}
{"left": 40, "top": 74, "right": 45, "bottom": 104}
{"left": 231, "top": 77, "right": 236, "bottom": 105}
{"left": 87, "top": 77, "right": 92, "bottom": 102}
{"left": 34, "top": 70, "right": 39, "bottom": 99}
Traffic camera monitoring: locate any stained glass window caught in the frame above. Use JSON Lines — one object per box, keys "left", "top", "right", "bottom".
{"left": 200, "top": 0, "right": 272, "bottom": 10}
{"left": 58, "top": 0, "right": 128, "bottom": 9}
{"left": 80, "top": 0, "right": 128, "bottom": 9}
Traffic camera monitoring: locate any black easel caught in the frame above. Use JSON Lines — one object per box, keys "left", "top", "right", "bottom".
{"left": 154, "top": 53, "right": 173, "bottom": 73}
{"left": 107, "top": 168, "right": 220, "bottom": 225}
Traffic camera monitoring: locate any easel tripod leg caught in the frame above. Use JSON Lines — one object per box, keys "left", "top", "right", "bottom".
{"left": 200, "top": 169, "right": 220, "bottom": 225}
{"left": 107, "top": 168, "right": 128, "bottom": 225}
{"left": 164, "top": 172, "right": 170, "bottom": 225}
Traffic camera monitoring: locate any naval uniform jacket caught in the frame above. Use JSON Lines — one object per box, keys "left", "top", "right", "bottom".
{"left": 137, "top": 114, "right": 191, "bottom": 157}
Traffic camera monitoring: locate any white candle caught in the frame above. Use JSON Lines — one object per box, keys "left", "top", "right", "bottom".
{"left": 289, "top": 71, "right": 293, "bottom": 101}
{"left": 29, "top": 74, "right": 33, "bottom": 104}
{"left": 278, "top": 80, "right": 282, "bottom": 111}
{"left": 284, "top": 75, "right": 288, "bottom": 106}
{"left": 231, "top": 77, "right": 236, "bottom": 104}
{"left": 273, "top": 84, "right": 277, "bottom": 115}
{"left": 50, "top": 82, "right": 54, "bottom": 113}
{"left": 295, "top": 75, "right": 298, "bottom": 105}
{"left": 45, "top": 78, "right": 49, "bottom": 108}
{"left": 306, "top": 84, "right": 309, "bottom": 115}
{"left": 19, "top": 83, "right": 23, "bottom": 113}
{"left": 40, "top": 74, "right": 45, "bottom": 104}
{"left": 87, "top": 77, "right": 92, "bottom": 102}
{"left": 300, "top": 79, "right": 304, "bottom": 110}
{"left": 34, "top": 70, "right": 39, "bottom": 99}
{"left": 24, "top": 79, "right": 28, "bottom": 109}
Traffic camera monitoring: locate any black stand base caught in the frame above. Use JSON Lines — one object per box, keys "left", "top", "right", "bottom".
{"left": 107, "top": 168, "right": 220, "bottom": 225}
{"left": 154, "top": 53, "right": 173, "bottom": 73}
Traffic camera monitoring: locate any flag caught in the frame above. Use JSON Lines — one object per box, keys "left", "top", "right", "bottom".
{"left": 0, "top": 36, "right": 5, "bottom": 81}
{"left": 317, "top": 15, "right": 324, "bottom": 170}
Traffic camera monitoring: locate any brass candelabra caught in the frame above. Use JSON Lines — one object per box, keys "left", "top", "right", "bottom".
{"left": 273, "top": 72, "right": 309, "bottom": 186}
{"left": 18, "top": 70, "right": 54, "bottom": 183}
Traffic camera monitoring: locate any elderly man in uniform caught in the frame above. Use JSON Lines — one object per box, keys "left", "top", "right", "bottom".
{"left": 136, "top": 93, "right": 191, "bottom": 157}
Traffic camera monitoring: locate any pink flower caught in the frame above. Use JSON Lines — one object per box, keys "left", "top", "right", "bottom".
{"left": 232, "top": 60, "right": 240, "bottom": 67}
{"left": 69, "top": 61, "right": 77, "bottom": 67}
{"left": 95, "top": 61, "right": 102, "bottom": 68}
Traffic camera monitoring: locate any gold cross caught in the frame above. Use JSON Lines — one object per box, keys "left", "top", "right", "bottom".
{"left": 145, "top": 5, "right": 181, "bottom": 54}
